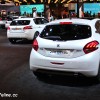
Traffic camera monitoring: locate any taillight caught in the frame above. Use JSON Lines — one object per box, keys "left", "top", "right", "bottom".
{"left": 83, "top": 41, "right": 99, "bottom": 54}
{"left": 7, "top": 27, "right": 10, "bottom": 30}
{"left": 32, "top": 39, "right": 38, "bottom": 51}
{"left": 23, "top": 26, "right": 32, "bottom": 30}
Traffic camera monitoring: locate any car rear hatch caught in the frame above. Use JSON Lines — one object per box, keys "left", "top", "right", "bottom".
{"left": 33, "top": 22, "right": 98, "bottom": 58}
{"left": 8, "top": 20, "right": 32, "bottom": 32}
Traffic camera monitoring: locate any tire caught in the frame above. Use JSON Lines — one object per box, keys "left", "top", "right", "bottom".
{"left": 91, "top": 64, "right": 100, "bottom": 82}
{"left": 8, "top": 38, "right": 17, "bottom": 44}
{"left": 95, "top": 66, "right": 100, "bottom": 81}
{"left": 33, "top": 71, "right": 48, "bottom": 80}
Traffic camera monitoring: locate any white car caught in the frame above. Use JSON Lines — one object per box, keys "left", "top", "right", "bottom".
{"left": 5, "top": 16, "right": 27, "bottom": 28}
{"left": 30, "top": 18, "right": 100, "bottom": 80}
{"left": 7, "top": 17, "right": 49, "bottom": 44}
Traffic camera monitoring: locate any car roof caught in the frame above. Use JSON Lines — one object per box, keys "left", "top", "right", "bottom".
{"left": 13, "top": 17, "right": 33, "bottom": 20}
{"left": 47, "top": 18, "right": 92, "bottom": 25}
{"left": 33, "top": 17, "right": 45, "bottom": 19}
{"left": 13, "top": 17, "right": 45, "bottom": 21}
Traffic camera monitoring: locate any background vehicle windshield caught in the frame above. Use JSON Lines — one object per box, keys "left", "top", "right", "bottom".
{"left": 10, "top": 20, "right": 30, "bottom": 26}
{"left": 40, "top": 24, "right": 92, "bottom": 41}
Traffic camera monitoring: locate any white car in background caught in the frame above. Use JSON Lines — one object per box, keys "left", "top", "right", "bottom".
{"left": 30, "top": 18, "right": 100, "bottom": 80}
{"left": 5, "top": 16, "right": 27, "bottom": 28}
{"left": 7, "top": 17, "right": 49, "bottom": 44}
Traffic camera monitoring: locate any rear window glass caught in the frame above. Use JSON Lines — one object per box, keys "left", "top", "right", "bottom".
{"left": 10, "top": 20, "right": 30, "bottom": 26}
{"left": 34, "top": 18, "right": 49, "bottom": 24}
{"left": 12, "top": 17, "right": 19, "bottom": 19}
{"left": 40, "top": 24, "right": 91, "bottom": 41}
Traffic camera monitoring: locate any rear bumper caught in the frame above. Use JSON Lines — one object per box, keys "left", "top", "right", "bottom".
{"left": 30, "top": 49, "right": 100, "bottom": 77}
{"left": 7, "top": 31, "right": 33, "bottom": 40}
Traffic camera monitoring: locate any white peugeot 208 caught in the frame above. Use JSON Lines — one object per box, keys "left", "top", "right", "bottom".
{"left": 7, "top": 17, "right": 49, "bottom": 44}
{"left": 30, "top": 18, "right": 100, "bottom": 80}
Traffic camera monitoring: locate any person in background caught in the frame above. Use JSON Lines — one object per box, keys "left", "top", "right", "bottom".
{"left": 95, "top": 20, "right": 100, "bottom": 33}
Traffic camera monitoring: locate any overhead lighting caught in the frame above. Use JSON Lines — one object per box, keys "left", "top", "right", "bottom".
{"left": 54, "top": 0, "right": 58, "bottom": 3}
{"left": 61, "top": 0, "right": 66, "bottom": 3}
{"left": 67, "top": 0, "right": 73, "bottom": 3}
{"left": 14, "top": 0, "right": 19, "bottom": 2}
{"left": 32, "top": 0, "right": 36, "bottom": 3}
{"left": 19, "top": 1, "right": 22, "bottom": 4}
{"left": 40, "top": 0, "right": 43, "bottom": 2}
{"left": 48, "top": 0, "right": 50, "bottom": 4}
{"left": 23, "top": 0, "right": 27, "bottom": 2}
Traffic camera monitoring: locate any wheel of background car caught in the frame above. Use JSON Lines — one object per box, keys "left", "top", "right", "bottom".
{"left": 8, "top": 38, "right": 17, "bottom": 44}
{"left": 33, "top": 31, "right": 39, "bottom": 40}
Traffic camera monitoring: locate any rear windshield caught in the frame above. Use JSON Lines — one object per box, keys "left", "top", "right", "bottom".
{"left": 40, "top": 24, "right": 91, "bottom": 41}
{"left": 10, "top": 20, "right": 30, "bottom": 26}
{"left": 12, "top": 17, "right": 19, "bottom": 19}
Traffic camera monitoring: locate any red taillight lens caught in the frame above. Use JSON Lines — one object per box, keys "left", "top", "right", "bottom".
{"left": 23, "top": 26, "right": 32, "bottom": 30}
{"left": 33, "top": 39, "right": 38, "bottom": 51}
{"left": 83, "top": 41, "right": 99, "bottom": 54}
{"left": 7, "top": 27, "right": 10, "bottom": 30}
